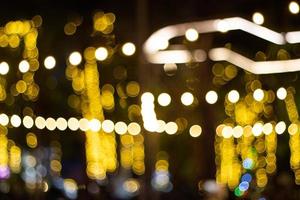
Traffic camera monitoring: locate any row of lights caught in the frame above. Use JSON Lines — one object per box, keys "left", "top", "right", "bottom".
{"left": 0, "top": 56, "right": 56, "bottom": 75}
{"left": 217, "top": 121, "right": 289, "bottom": 139}
{"left": 0, "top": 42, "right": 136, "bottom": 75}
{"left": 0, "top": 113, "right": 203, "bottom": 137}
{"left": 68, "top": 42, "right": 136, "bottom": 66}
{"left": 154, "top": 87, "right": 287, "bottom": 107}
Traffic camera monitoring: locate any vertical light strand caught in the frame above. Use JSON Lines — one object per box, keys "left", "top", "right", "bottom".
{"left": 265, "top": 124, "right": 277, "bottom": 175}
{"left": 83, "top": 47, "right": 116, "bottom": 180}
{"left": 0, "top": 126, "right": 9, "bottom": 179}
{"left": 284, "top": 87, "right": 300, "bottom": 184}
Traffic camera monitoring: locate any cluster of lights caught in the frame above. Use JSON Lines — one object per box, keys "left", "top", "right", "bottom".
{"left": 217, "top": 121, "right": 288, "bottom": 138}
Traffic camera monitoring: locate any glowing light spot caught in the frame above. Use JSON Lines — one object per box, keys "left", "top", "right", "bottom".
{"left": 156, "top": 120, "right": 166, "bottom": 133}
{"left": 262, "top": 123, "right": 273, "bottom": 135}
{"left": 79, "top": 118, "right": 89, "bottom": 131}
{"left": 10, "top": 115, "right": 21, "bottom": 127}
{"left": 252, "top": 12, "right": 264, "bottom": 25}
{"left": 233, "top": 125, "right": 243, "bottom": 138}
{"left": 158, "top": 93, "right": 171, "bottom": 106}
{"left": 289, "top": 1, "right": 300, "bottom": 14}
{"left": 189, "top": 125, "right": 202, "bottom": 137}
{"left": 18, "top": 60, "right": 30, "bottom": 73}
{"left": 205, "top": 90, "right": 218, "bottom": 104}
{"left": 141, "top": 92, "right": 154, "bottom": 102}
{"left": 275, "top": 121, "right": 286, "bottom": 134}
{"left": 181, "top": 92, "right": 194, "bottom": 106}
{"left": 23, "top": 116, "right": 34, "bottom": 129}
{"left": 165, "top": 122, "right": 178, "bottom": 135}
{"left": 243, "top": 158, "right": 254, "bottom": 169}
{"left": 35, "top": 116, "right": 46, "bottom": 129}
{"left": 44, "top": 56, "right": 56, "bottom": 69}
{"left": 115, "top": 121, "right": 127, "bottom": 135}
{"left": 288, "top": 123, "right": 298, "bottom": 135}
{"left": 122, "top": 42, "right": 136, "bottom": 56}
{"left": 102, "top": 120, "right": 114, "bottom": 133}
{"left": 252, "top": 122, "right": 263, "bottom": 136}
{"left": 68, "top": 117, "right": 79, "bottom": 131}
{"left": 69, "top": 51, "right": 82, "bottom": 65}
{"left": 276, "top": 87, "right": 287, "bottom": 100}
{"left": 228, "top": 90, "right": 240, "bottom": 103}
{"left": 222, "top": 126, "right": 233, "bottom": 138}
{"left": 0, "top": 114, "right": 9, "bottom": 126}
{"left": 95, "top": 47, "right": 108, "bottom": 61}
{"left": 253, "top": 89, "right": 264, "bottom": 101}
{"left": 185, "top": 28, "right": 198, "bottom": 42}
{"left": 88, "top": 119, "right": 101, "bottom": 132}
{"left": 56, "top": 117, "right": 68, "bottom": 131}
{"left": 0, "top": 62, "right": 9, "bottom": 75}
{"left": 239, "top": 181, "right": 249, "bottom": 192}
{"left": 128, "top": 122, "right": 141, "bottom": 135}
{"left": 46, "top": 118, "right": 56, "bottom": 131}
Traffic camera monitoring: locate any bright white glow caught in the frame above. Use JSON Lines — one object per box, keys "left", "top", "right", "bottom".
{"left": 115, "top": 121, "right": 127, "bottom": 135}
{"left": 56, "top": 117, "right": 68, "bottom": 131}
{"left": 88, "top": 119, "right": 101, "bottom": 132}
{"left": 35, "top": 116, "right": 46, "bottom": 129}
{"left": 233, "top": 126, "right": 243, "bottom": 138}
{"left": 10, "top": 115, "right": 21, "bottom": 128}
{"left": 289, "top": 1, "right": 300, "bottom": 14}
{"left": 128, "top": 122, "right": 141, "bottom": 135}
{"left": 19, "top": 60, "right": 30, "bottom": 73}
{"left": 0, "top": 114, "right": 9, "bottom": 126}
{"left": 189, "top": 125, "right": 202, "bottom": 137}
{"left": 23, "top": 116, "right": 34, "bottom": 129}
{"left": 156, "top": 120, "right": 166, "bottom": 133}
{"left": 205, "top": 90, "right": 218, "bottom": 104}
{"left": 78, "top": 118, "right": 89, "bottom": 131}
{"left": 181, "top": 92, "right": 194, "bottom": 106}
{"left": 44, "top": 56, "right": 56, "bottom": 69}
{"left": 228, "top": 90, "right": 240, "bottom": 103}
{"left": 263, "top": 123, "right": 273, "bottom": 135}
{"left": 46, "top": 118, "right": 56, "bottom": 131}
{"left": 222, "top": 126, "right": 233, "bottom": 138}
{"left": 165, "top": 122, "right": 178, "bottom": 135}
{"left": 69, "top": 51, "right": 82, "bottom": 65}
{"left": 253, "top": 89, "right": 264, "bottom": 101}
{"left": 275, "top": 121, "right": 286, "bottom": 134}
{"left": 0, "top": 62, "right": 9, "bottom": 75}
{"left": 102, "top": 120, "right": 114, "bottom": 133}
{"left": 252, "top": 122, "right": 263, "bottom": 136}
{"left": 276, "top": 87, "right": 287, "bottom": 100}
{"left": 158, "top": 93, "right": 171, "bottom": 106}
{"left": 122, "top": 42, "right": 136, "bottom": 56}
{"left": 68, "top": 117, "right": 79, "bottom": 131}
{"left": 252, "top": 12, "right": 264, "bottom": 25}
{"left": 185, "top": 28, "right": 199, "bottom": 42}
{"left": 141, "top": 92, "right": 154, "bottom": 102}
{"left": 95, "top": 47, "right": 108, "bottom": 61}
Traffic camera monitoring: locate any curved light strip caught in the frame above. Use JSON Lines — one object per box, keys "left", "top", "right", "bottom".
{"left": 144, "top": 17, "right": 300, "bottom": 74}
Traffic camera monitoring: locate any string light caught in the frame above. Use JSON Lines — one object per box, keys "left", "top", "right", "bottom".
{"left": 0, "top": 62, "right": 9, "bottom": 75}
{"left": 115, "top": 121, "right": 127, "bottom": 135}
{"left": 185, "top": 28, "right": 198, "bottom": 42}
{"left": 69, "top": 51, "right": 82, "bottom": 65}
{"left": 228, "top": 90, "right": 240, "bottom": 103}
{"left": 275, "top": 121, "right": 286, "bottom": 134}
{"left": 189, "top": 125, "right": 202, "bottom": 137}
{"left": 276, "top": 87, "right": 287, "bottom": 100}
{"left": 18, "top": 60, "right": 30, "bottom": 73}
{"left": 253, "top": 89, "right": 264, "bottom": 101}
{"left": 122, "top": 42, "right": 136, "bottom": 56}
{"left": 95, "top": 47, "right": 108, "bottom": 61}
{"left": 44, "top": 56, "right": 56, "bottom": 69}
{"left": 205, "top": 90, "right": 218, "bottom": 104}
{"left": 158, "top": 93, "right": 171, "bottom": 106}
{"left": 10, "top": 115, "right": 21, "bottom": 128}
{"left": 181, "top": 92, "right": 194, "bottom": 106}
{"left": 23, "top": 116, "right": 34, "bottom": 129}
{"left": 252, "top": 12, "right": 264, "bottom": 25}
{"left": 289, "top": 1, "right": 300, "bottom": 14}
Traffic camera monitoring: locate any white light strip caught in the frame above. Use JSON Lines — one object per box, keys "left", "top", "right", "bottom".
{"left": 143, "top": 17, "right": 300, "bottom": 74}
{"left": 209, "top": 48, "right": 300, "bottom": 74}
